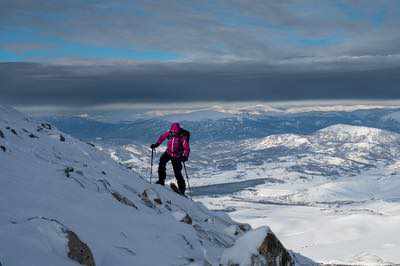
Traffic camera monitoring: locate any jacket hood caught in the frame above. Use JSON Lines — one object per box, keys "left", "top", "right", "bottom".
{"left": 170, "top": 122, "right": 181, "bottom": 133}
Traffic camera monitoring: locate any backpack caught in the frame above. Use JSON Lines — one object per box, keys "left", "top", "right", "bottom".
{"left": 179, "top": 128, "right": 190, "bottom": 141}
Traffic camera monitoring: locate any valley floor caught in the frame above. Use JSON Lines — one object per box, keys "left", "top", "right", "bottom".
{"left": 195, "top": 170, "right": 400, "bottom": 265}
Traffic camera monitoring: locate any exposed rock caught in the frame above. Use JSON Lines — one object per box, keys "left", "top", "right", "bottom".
{"left": 29, "top": 133, "right": 39, "bottom": 138}
{"left": 154, "top": 198, "right": 162, "bottom": 205}
{"left": 0, "top": 145, "right": 6, "bottom": 152}
{"left": 172, "top": 211, "right": 193, "bottom": 225}
{"left": 221, "top": 226, "right": 294, "bottom": 266}
{"left": 60, "top": 134, "right": 66, "bottom": 142}
{"left": 36, "top": 122, "right": 52, "bottom": 132}
{"left": 64, "top": 167, "right": 74, "bottom": 177}
{"left": 41, "top": 123, "right": 52, "bottom": 130}
{"left": 181, "top": 214, "right": 192, "bottom": 225}
{"left": 238, "top": 223, "right": 252, "bottom": 233}
{"left": 0, "top": 129, "right": 4, "bottom": 138}
{"left": 87, "top": 142, "right": 96, "bottom": 147}
{"left": 140, "top": 190, "right": 153, "bottom": 208}
{"left": 111, "top": 191, "right": 138, "bottom": 209}
{"left": 141, "top": 189, "right": 162, "bottom": 206}
{"left": 10, "top": 128, "right": 17, "bottom": 135}
{"left": 101, "top": 171, "right": 106, "bottom": 175}
{"left": 66, "top": 230, "right": 96, "bottom": 266}
{"left": 258, "top": 231, "right": 294, "bottom": 266}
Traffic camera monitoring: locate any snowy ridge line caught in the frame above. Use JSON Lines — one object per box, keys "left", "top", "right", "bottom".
{"left": 148, "top": 103, "right": 400, "bottom": 120}
{"left": 0, "top": 105, "right": 312, "bottom": 265}
{"left": 319, "top": 263, "right": 400, "bottom": 266}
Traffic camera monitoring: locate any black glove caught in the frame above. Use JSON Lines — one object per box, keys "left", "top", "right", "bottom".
{"left": 181, "top": 156, "right": 188, "bottom": 162}
{"left": 150, "top": 143, "right": 159, "bottom": 149}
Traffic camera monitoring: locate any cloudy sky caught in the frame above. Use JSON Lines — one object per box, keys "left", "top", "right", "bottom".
{"left": 1, "top": 0, "right": 400, "bottom": 106}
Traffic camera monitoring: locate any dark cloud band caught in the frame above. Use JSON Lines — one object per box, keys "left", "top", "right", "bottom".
{"left": 1, "top": 62, "right": 400, "bottom": 106}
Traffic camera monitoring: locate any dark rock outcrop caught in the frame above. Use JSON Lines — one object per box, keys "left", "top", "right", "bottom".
{"left": 257, "top": 231, "right": 294, "bottom": 266}
{"left": 221, "top": 227, "right": 294, "bottom": 266}
{"left": 140, "top": 189, "right": 165, "bottom": 209}
{"left": 238, "top": 223, "right": 252, "bottom": 233}
{"left": 112, "top": 191, "right": 138, "bottom": 209}
{"left": 41, "top": 123, "right": 52, "bottom": 130}
{"left": 66, "top": 230, "right": 96, "bottom": 266}
{"left": 181, "top": 214, "right": 193, "bottom": 225}
{"left": 87, "top": 142, "right": 96, "bottom": 147}
{"left": 153, "top": 198, "right": 162, "bottom": 205}
{"left": 64, "top": 167, "right": 74, "bottom": 177}
{"left": 29, "top": 133, "right": 39, "bottom": 138}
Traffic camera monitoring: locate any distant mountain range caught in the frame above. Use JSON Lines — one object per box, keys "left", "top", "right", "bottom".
{"left": 44, "top": 107, "right": 400, "bottom": 145}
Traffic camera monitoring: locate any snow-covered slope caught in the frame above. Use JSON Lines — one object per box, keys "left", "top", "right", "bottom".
{"left": 252, "top": 134, "right": 311, "bottom": 150}
{"left": 0, "top": 106, "right": 308, "bottom": 266}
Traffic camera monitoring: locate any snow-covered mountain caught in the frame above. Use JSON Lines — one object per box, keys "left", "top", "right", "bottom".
{"left": 44, "top": 105, "right": 400, "bottom": 144}
{"left": 0, "top": 105, "right": 312, "bottom": 266}
{"left": 111, "top": 123, "right": 400, "bottom": 188}
{"left": 248, "top": 124, "right": 400, "bottom": 176}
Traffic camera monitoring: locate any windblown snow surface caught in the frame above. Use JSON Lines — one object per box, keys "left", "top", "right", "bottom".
{"left": 0, "top": 106, "right": 312, "bottom": 266}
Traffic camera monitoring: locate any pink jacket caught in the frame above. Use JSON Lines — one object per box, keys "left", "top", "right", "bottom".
{"left": 156, "top": 123, "right": 190, "bottom": 158}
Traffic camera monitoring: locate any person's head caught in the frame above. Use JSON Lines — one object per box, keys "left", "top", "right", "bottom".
{"left": 170, "top": 122, "right": 181, "bottom": 135}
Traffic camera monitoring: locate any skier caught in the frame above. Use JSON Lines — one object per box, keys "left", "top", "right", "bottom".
{"left": 150, "top": 122, "right": 190, "bottom": 195}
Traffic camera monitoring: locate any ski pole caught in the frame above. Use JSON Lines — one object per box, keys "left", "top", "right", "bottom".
{"left": 150, "top": 148, "right": 154, "bottom": 184}
{"left": 183, "top": 162, "right": 192, "bottom": 197}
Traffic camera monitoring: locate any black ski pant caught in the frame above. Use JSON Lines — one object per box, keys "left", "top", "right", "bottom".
{"left": 158, "top": 152, "right": 186, "bottom": 194}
